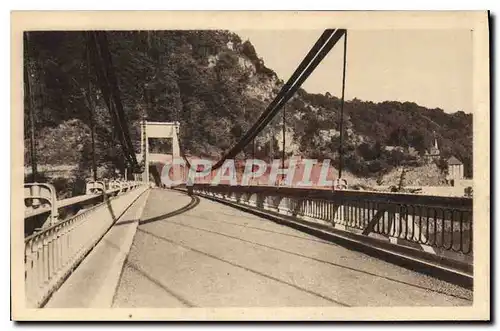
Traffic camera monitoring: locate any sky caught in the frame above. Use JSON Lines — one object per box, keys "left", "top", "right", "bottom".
{"left": 235, "top": 29, "right": 473, "bottom": 114}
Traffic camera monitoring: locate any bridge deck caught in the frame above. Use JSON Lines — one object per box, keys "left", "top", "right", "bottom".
{"left": 113, "top": 189, "right": 472, "bottom": 307}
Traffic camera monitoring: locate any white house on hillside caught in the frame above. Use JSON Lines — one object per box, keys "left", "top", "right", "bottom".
{"left": 447, "top": 156, "right": 464, "bottom": 180}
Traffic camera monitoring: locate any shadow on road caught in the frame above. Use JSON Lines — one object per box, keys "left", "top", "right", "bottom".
{"left": 105, "top": 193, "right": 117, "bottom": 223}
{"left": 139, "top": 195, "right": 200, "bottom": 226}
{"left": 137, "top": 227, "right": 350, "bottom": 307}
{"left": 119, "top": 259, "right": 197, "bottom": 308}
{"left": 161, "top": 219, "right": 472, "bottom": 302}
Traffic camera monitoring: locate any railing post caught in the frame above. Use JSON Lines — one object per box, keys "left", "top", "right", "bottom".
{"left": 42, "top": 233, "right": 49, "bottom": 287}
{"left": 25, "top": 183, "right": 59, "bottom": 227}
{"left": 25, "top": 241, "right": 34, "bottom": 303}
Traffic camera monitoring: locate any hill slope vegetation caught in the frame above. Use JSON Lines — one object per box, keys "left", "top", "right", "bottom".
{"left": 24, "top": 30, "right": 473, "bottom": 185}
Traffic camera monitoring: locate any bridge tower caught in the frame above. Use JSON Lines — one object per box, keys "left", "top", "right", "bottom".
{"left": 140, "top": 120, "right": 181, "bottom": 186}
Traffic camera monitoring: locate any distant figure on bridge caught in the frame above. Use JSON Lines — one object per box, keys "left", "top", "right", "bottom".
{"left": 187, "top": 176, "right": 194, "bottom": 196}
{"left": 333, "top": 178, "right": 348, "bottom": 191}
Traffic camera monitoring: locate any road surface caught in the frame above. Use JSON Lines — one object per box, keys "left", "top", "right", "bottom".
{"left": 113, "top": 189, "right": 472, "bottom": 307}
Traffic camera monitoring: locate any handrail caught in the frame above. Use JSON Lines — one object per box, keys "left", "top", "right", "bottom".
{"left": 25, "top": 192, "right": 117, "bottom": 242}
{"left": 193, "top": 184, "right": 472, "bottom": 210}
{"left": 24, "top": 181, "right": 141, "bottom": 219}
{"left": 24, "top": 194, "right": 100, "bottom": 218}
{"left": 193, "top": 184, "right": 473, "bottom": 256}
{"left": 24, "top": 182, "right": 143, "bottom": 241}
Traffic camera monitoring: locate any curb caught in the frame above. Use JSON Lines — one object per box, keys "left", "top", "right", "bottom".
{"left": 89, "top": 189, "right": 151, "bottom": 308}
{"left": 41, "top": 187, "right": 149, "bottom": 308}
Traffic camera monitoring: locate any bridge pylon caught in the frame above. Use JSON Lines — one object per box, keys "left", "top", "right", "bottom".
{"left": 140, "top": 120, "right": 182, "bottom": 187}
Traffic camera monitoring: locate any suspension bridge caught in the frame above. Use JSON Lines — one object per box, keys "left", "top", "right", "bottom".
{"left": 22, "top": 29, "right": 473, "bottom": 308}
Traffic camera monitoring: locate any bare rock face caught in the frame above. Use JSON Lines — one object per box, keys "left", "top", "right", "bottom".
{"left": 382, "top": 163, "right": 446, "bottom": 187}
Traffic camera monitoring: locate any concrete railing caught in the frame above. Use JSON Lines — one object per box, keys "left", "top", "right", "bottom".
{"left": 193, "top": 185, "right": 473, "bottom": 257}
{"left": 24, "top": 181, "right": 143, "bottom": 232}
{"left": 24, "top": 182, "right": 148, "bottom": 308}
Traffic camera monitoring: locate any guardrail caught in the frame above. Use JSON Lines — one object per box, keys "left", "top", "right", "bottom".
{"left": 192, "top": 184, "right": 473, "bottom": 256}
{"left": 24, "top": 180, "right": 147, "bottom": 308}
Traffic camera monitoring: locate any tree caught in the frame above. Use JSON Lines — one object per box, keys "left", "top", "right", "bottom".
{"left": 387, "top": 127, "right": 409, "bottom": 148}
{"left": 407, "top": 129, "right": 426, "bottom": 154}
{"left": 436, "top": 157, "right": 449, "bottom": 174}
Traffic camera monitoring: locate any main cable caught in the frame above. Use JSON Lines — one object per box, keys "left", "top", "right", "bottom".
{"left": 243, "top": 29, "right": 346, "bottom": 152}
{"left": 224, "top": 30, "right": 336, "bottom": 149}
{"left": 94, "top": 32, "right": 138, "bottom": 167}
{"left": 209, "top": 29, "right": 346, "bottom": 171}
{"left": 86, "top": 32, "right": 132, "bottom": 166}
{"left": 87, "top": 31, "right": 139, "bottom": 169}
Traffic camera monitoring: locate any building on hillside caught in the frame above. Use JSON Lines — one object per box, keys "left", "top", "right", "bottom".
{"left": 226, "top": 41, "right": 234, "bottom": 50}
{"left": 407, "top": 146, "right": 420, "bottom": 157}
{"left": 424, "top": 134, "right": 441, "bottom": 163}
{"left": 447, "top": 156, "right": 464, "bottom": 180}
{"left": 384, "top": 145, "right": 404, "bottom": 152}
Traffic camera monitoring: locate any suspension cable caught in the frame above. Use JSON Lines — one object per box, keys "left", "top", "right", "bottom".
{"left": 87, "top": 32, "right": 130, "bottom": 164}
{"left": 209, "top": 29, "right": 346, "bottom": 171}
{"left": 84, "top": 41, "right": 98, "bottom": 181}
{"left": 338, "top": 31, "right": 348, "bottom": 179}
{"left": 229, "top": 30, "right": 338, "bottom": 152}
{"left": 282, "top": 103, "right": 286, "bottom": 171}
{"left": 242, "top": 30, "right": 346, "bottom": 149}
{"left": 95, "top": 32, "right": 137, "bottom": 166}
{"left": 24, "top": 32, "right": 38, "bottom": 182}
{"left": 87, "top": 31, "right": 139, "bottom": 170}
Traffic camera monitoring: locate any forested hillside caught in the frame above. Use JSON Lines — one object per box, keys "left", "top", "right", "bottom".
{"left": 24, "top": 30, "right": 473, "bottom": 185}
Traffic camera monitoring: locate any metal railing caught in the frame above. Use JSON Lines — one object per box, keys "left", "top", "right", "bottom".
{"left": 193, "top": 184, "right": 473, "bottom": 256}
{"left": 24, "top": 181, "right": 147, "bottom": 308}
